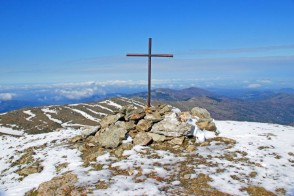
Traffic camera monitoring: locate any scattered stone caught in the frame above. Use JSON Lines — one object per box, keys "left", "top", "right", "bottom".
{"left": 183, "top": 174, "right": 191, "bottom": 179}
{"left": 208, "top": 137, "right": 236, "bottom": 145}
{"left": 275, "top": 188, "right": 286, "bottom": 195}
{"left": 136, "top": 119, "right": 153, "bottom": 132}
{"left": 113, "top": 143, "right": 133, "bottom": 158}
{"left": 30, "top": 172, "right": 85, "bottom": 196}
{"left": 240, "top": 186, "right": 275, "bottom": 196}
{"left": 133, "top": 132, "right": 152, "bottom": 146}
{"left": 96, "top": 180, "right": 109, "bottom": 189}
{"left": 147, "top": 132, "right": 166, "bottom": 142}
{"left": 16, "top": 162, "right": 43, "bottom": 177}
{"left": 12, "top": 151, "right": 35, "bottom": 166}
{"left": 55, "top": 162, "right": 69, "bottom": 174}
{"left": 186, "top": 145, "right": 196, "bottom": 152}
{"left": 82, "top": 147, "right": 106, "bottom": 163}
{"left": 69, "top": 135, "right": 83, "bottom": 143}
{"left": 85, "top": 142, "right": 96, "bottom": 147}
{"left": 249, "top": 171, "right": 257, "bottom": 178}
{"left": 168, "top": 136, "right": 185, "bottom": 145}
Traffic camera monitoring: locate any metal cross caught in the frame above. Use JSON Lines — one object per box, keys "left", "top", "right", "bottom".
{"left": 126, "top": 38, "right": 173, "bottom": 108}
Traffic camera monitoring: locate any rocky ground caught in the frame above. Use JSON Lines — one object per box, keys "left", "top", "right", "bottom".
{"left": 0, "top": 102, "right": 294, "bottom": 196}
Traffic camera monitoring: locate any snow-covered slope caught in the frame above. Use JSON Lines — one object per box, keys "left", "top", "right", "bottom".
{"left": 0, "top": 97, "right": 145, "bottom": 135}
{"left": 0, "top": 120, "right": 293, "bottom": 195}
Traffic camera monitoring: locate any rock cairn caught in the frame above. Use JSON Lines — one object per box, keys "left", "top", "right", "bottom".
{"left": 74, "top": 104, "right": 218, "bottom": 149}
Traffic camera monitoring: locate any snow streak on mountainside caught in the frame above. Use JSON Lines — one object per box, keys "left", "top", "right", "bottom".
{"left": 0, "top": 97, "right": 145, "bottom": 135}
{"left": 0, "top": 120, "right": 293, "bottom": 195}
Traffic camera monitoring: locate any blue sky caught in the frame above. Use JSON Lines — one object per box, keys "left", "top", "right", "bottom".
{"left": 0, "top": 0, "right": 294, "bottom": 91}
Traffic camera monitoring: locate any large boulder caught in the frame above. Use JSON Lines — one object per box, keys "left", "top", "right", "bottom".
{"left": 29, "top": 172, "right": 83, "bottom": 195}
{"left": 150, "top": 113, "right": 193, "bottom": 137}
{"left": 196, "top": 118, "right": 217, "bottom": 132}
{"left": 96, "top": 122, "right": 127, "bottom": 149}
{"left": 191, "top": 107, "right": 211, "bottom": 119}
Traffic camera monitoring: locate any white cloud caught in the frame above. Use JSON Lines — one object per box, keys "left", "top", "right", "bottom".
{"left": 257, "top": 79, "right": 272, "bottom": 84}
{"left": 0, "top": 93, "right": 16, "bottom": 100}
{"left": 247, "top": 83, "right": 262, "bottom": 88}
{"left": 55, "top": 87, "right": 106, "bottom": 100}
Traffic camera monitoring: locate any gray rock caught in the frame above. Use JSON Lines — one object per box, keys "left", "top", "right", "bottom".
{"left": 186, "top": 145, "right": 196, "bottom": 152}
{"left": 80, "top": 125, "right": 100, "bottom": 137}
{"left": 178, "top": 112, "right": 192, "bottom": 122}
{"left": 113, "top": 143, "right": 133, "bottom": 158}
{"left": 118, "top": 104, "right": 137, "bottom": 115}
{"left": 150, "top": 113, "right": 193, "bottom": 137}
{"left": 183, "top": 174, "right": 191, "bottom": 179}
{"left": 168, "top": 136, "right": 185, "bottom": 145}
{"left": 32, "top": 172, "right": 80, "bottom": 195}
{"left": 147, "top": 132, "right": 166, "bottom": 142}
{"left": 191, "top": 107, "right": 211, "bottom": 119}
{"left": 157, "top": 104, "right": 173, "bottom": 115}
{"left": 125, "top": 108, "right": 145, "bottom": 121}
{"left": 196, "top": 118, "right": 217, "bottom": 131}
{"left": 96, "top": 123, "right": 127, "bottom": 149}
{"left": 100, "top": 113, "right": 124, "bottom": 129}
{"left": 133, "top": 132, "right": 152, "bottom": 146}
{"left": 125, "top": 121, "right": 136, "bottom": 131}
{"left": 16, "top": 162, "right": 43, "bottom": 177}
{"left": 144, "top": 112, "right": 163, "bottom": 123}
{"left": 136, "top": 119, "right": 153, "bottom": 132}
{"left": 69, "top": 135, "right": 83, "bottom": 143}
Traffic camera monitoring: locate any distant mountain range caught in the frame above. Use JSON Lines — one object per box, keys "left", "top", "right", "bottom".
{"left": 1, "top": 87, "right": 293, "bottom": 128}
{"left": 129, "top": 87, "right": 294, "bottom": 126}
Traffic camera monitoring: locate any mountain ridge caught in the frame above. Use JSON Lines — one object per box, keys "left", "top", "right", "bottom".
{"left": 129, "top": 88, "right": 294, "bottom": 126}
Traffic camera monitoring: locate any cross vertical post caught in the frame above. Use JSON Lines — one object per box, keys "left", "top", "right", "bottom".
{"left": 148, "top": 38, "right": 152, "bottom": 108}
{"left": 127, "top": 38, "right": 173, "bottom": 108}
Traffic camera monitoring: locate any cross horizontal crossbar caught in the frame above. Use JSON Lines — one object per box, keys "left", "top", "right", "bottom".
{"left": 126, "top": 38, "right": 173, "bottom": 108}
{"left": 127, "top": 54, "right": 173, "bottom": 57}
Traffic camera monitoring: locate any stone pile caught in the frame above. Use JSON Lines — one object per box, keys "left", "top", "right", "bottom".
{"left": 72, "top": 104, "right": 218, "bottom": 149}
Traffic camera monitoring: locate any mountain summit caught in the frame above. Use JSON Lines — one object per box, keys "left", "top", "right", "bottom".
{"left": 0, "top": 98, "right": 294, "bottom": 195}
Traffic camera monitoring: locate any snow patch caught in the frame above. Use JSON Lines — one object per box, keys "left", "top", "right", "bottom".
{"left": 100, "top": 100, "right": 122, "bottom": 109}
{"left": 23, "top": 110, "right": 36, "bottom": 121}
{"left": 0, "top": 126, "right": 24, "bottom": 136}
{"left": 66, "top": 107, "right": 99, "bottom": 122}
